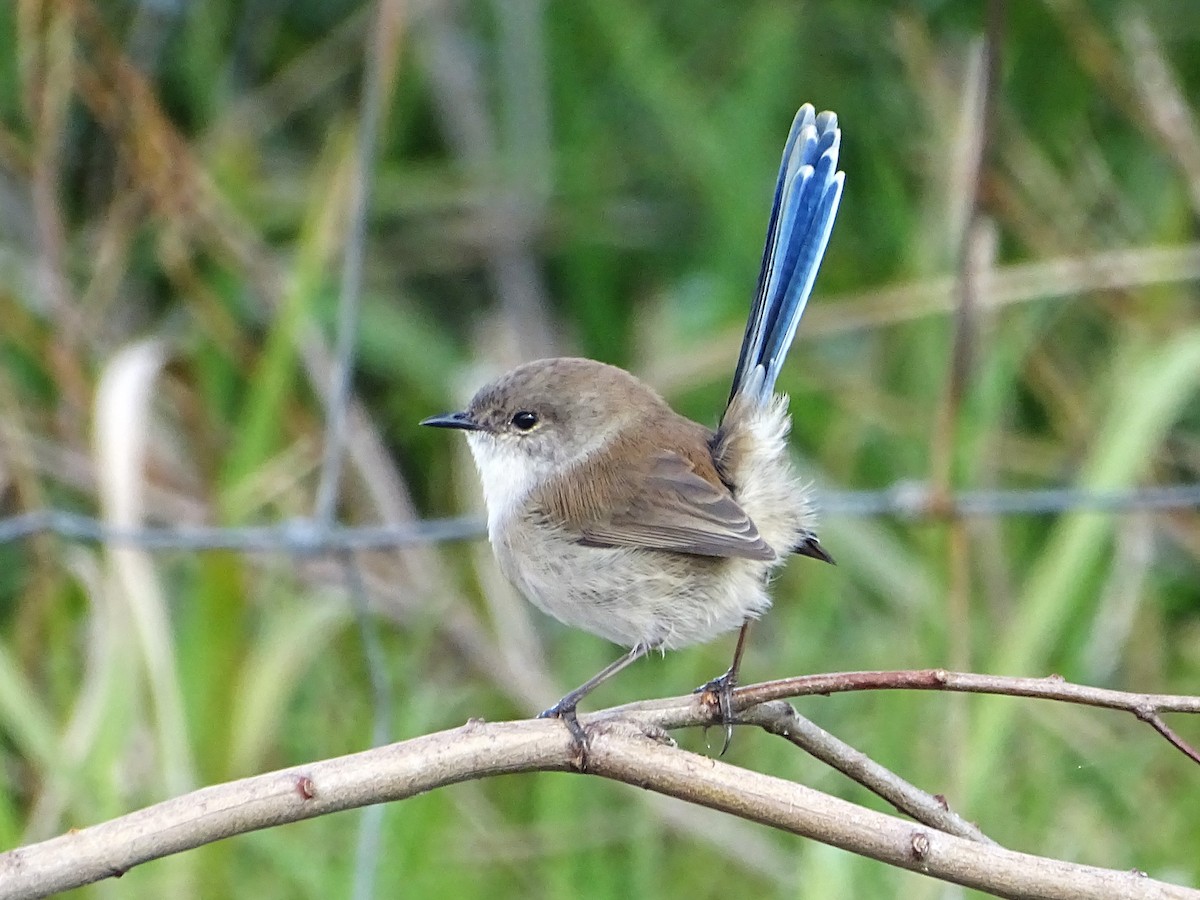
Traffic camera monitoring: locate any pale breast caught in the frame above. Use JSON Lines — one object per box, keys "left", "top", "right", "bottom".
{"left": 491, "top": 514, "right": 775, "bottom": 649}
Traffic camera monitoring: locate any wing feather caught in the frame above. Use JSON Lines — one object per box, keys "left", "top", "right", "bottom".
{"left": 572, "top": 451, "right": 775, "bottom": 561}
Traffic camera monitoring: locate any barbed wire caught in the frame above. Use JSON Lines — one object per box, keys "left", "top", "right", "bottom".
{"left": 817, "top": 482, "right": 1200, "bottom": 518}
{"left": 1, "top": 482, "right": 1196, "bottom": 554}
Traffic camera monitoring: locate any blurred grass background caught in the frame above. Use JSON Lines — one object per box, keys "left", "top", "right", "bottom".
{"left": 1, "top": 0, "right": 1199, "bottom": 897}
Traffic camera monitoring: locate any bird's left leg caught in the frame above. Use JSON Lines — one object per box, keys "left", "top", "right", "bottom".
{"left": 540, "top": 640, "right": 657, "bottom": 753}
{"left": 694, "top": 618, "right": 752, "bottom": 755}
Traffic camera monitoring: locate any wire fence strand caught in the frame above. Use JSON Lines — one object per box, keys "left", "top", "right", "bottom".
{"left": 1, "top": 483, "right": 1197, "bottom": 554}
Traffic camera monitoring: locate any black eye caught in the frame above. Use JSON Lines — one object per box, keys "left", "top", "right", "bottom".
{"left": 511, "top": 410, "right": 539, "bottom": 431}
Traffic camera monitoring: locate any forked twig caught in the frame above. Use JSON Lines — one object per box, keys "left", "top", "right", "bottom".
{"left": 723, "top": 668, "right": 1200, "bottom": 765}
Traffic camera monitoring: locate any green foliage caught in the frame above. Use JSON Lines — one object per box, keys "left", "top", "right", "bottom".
{"left": 0, "top": 1, "right": 1197, "bottom": 897}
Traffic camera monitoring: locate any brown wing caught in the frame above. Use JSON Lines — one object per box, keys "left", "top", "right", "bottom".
{"left": 571, "top": 450, "right": 775, "bottom": 561}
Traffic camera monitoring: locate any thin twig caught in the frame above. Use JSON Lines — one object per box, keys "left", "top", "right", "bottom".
{"left": 1136, "top": 710, "right": 1200, "bottom": 766}
{"left": 737, "top": 701, "right": 995, "bottom": 845}
{"left": 723, "top": 669, "right": 1200, "bottom": 765}
{"left": 722, "top": 670, "right": 1200, "bottom": 714}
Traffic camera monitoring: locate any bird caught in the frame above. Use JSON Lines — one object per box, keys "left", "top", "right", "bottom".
{"left": 423, "top": 104, "right": 844, "bottom": 748}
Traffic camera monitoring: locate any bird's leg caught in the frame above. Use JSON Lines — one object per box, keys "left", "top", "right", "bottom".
{"left": 694, "top": 619, "right": 752, "bottom": 755}
{"left": 540, "top": 641, "right": 655, "bottom": 753}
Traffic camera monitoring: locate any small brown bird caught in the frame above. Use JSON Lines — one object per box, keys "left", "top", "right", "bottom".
{"left": 424, "top": 104, "right": 844, "bottom": 745}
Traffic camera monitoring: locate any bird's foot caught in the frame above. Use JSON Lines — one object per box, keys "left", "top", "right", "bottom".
{"left": 693, "top": 668, "right": 737, "bottom": 756}
{"left": 538, "top": 700, "right": 588, "bottom": 768}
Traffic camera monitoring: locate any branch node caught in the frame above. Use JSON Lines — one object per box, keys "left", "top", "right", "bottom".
{"left": 910, "top": 831, "right": 931, "bottom": 861}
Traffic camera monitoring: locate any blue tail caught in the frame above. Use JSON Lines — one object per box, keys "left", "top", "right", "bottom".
{"left": 728, "top": 105, "right": 844, "bottom": 407}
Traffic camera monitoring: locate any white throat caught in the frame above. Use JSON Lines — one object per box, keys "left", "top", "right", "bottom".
{"left": 465, "top": 434, "right": 543, "bottom": 537}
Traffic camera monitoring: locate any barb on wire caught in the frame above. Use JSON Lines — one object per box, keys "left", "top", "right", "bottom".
{"left": 0, "top": 482, "right": 1197, "bottom": 552}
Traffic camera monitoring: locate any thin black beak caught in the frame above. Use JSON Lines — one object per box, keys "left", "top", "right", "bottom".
{"left": 420, "top": 411, "right": 484, "bottom": 431}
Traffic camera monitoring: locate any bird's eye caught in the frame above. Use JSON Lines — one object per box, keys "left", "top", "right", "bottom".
{"left": 510, "top": 410, "right": 539, "bottom": 431}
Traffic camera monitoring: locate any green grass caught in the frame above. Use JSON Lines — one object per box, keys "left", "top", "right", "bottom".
{"left": 0, "top": 1, "right": 1198, "bottom": 897}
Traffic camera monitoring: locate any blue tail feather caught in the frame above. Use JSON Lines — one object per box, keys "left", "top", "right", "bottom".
{"left": 728, "top": 105, "right": 844, "bottom": 407}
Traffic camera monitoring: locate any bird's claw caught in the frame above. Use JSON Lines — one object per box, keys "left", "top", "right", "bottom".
{"left": 539, "top": 702, "right": 589, "bottom": 767}
{"left": 694, "top": 669, "right": 737, "bottom": 756}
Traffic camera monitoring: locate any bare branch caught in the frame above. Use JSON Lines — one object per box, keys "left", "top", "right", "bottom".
{"left": 1136, "top": 710, "right": 1200, "bottom": 766}
{"left": 0, "top": 717, "right": 1194, "bottom": 900}
{"left": 728, "top": 668, "right": 1200, "bottom": 714}
{"left": 726, "top": 669, "right": 1200, "bottom": 764}
{"left": 737, "top": 701, "right": 994, "bottom": 845}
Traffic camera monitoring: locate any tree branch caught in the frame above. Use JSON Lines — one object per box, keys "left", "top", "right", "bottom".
{"left": 0, "top": 699, "right": 1194, "bottom": 899}
{"left": 1, "top": 671, "right": 1197, "bottom": 899}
